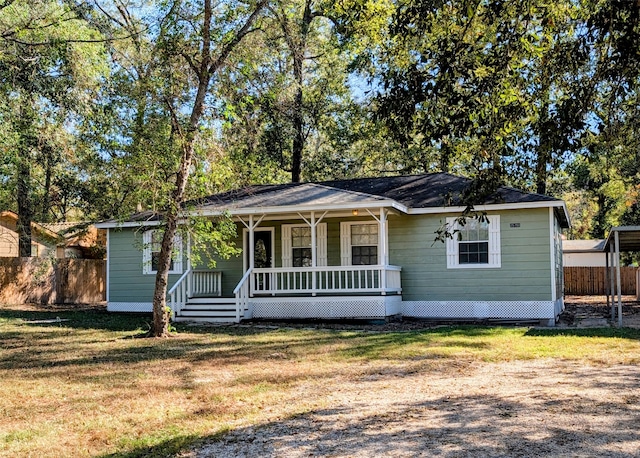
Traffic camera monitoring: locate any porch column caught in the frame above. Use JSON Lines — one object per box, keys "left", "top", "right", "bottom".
{"left": 380, "top": 208, "right": 388, "bottom": 265}
{"left": 187, "top": 232, "right": 192, "bottom": 297}
{"left": 615, "top": 230, "right": 623, "bottom": 327}
{"left": 380, "top": 208, "right": 387, "bottom": 294}
{"left": 311, "top": 212, "right": 317, "bottom": 267}
{"left": 311, "top": 212, "right": 317, "bottom": 296}
{"left": 249, "top": 215, "right": 255, "bottom": 297}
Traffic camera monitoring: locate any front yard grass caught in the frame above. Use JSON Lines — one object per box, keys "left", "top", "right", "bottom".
{"left": 1, "top": 304, "right": 639, "bottom": 458}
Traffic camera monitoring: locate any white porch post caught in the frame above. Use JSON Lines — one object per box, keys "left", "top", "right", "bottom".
{"left": 249, "top": 214, "right": 255, "bottom": 297}
{"left": 311, "top": 212, "right": 317, "bottom": 296}
{"left": 380, "top": 208, "right": 387, "bottom": 294}
{"left": 605, "top": 245, "right": 610, "bottom": 317}
{"left": 609, "top": 243, "right": 616, "bottom": 322}
{"left": 615, "top": 230, "right": 623, "bottom": 327}
{"left": 187, "top": 232, "right": 192, "bottom": 297}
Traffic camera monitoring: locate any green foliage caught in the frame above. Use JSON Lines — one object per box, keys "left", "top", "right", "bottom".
{"left": 184, "top": 215, "right": 241, "bottom": 269}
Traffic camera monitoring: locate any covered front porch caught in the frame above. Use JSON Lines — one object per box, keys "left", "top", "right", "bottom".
{"left": 168, "top": 205, "right": 403, "bottom": 323}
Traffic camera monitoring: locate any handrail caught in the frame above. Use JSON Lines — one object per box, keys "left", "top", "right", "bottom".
{"left": 233, "top": 267, "right": 253, "bottom": 323}
{"left": 168, "top": 268, "right": 191, "bottom": 296}
{"left": 167, "top": 268, "right": 192, "bottom": 317}
{"left": 233, "top": 268, "right": 253, "bottom": 294}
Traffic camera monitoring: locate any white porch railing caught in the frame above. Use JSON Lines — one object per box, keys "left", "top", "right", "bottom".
{"left": 233, "top": 268, "right": 252, "bottom": 322}
{"left": 190, "top": 270, "right": 223, "bottom": 297}
{"left": 168, "top": 269, "right": 222, "bottom": 316}
{"left": 251, "top": 265, "right": 402, "bottom": 296}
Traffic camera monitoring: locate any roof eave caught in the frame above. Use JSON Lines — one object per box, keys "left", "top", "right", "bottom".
{"left": 191, "top": 200, "right": 408, "bottom": 217}
{"left": 407, "top": 200, "right": 571, "bottom": 227}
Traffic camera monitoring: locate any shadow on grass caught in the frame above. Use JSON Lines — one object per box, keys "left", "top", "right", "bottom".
{"left": 98, "top": 433, "right": 206, "bottom": 458}
{"left": 0, "top": 307, "right": 152, "bottom": 333}
{"left": 161, "top": 370, "right": 640, "bottom": 458}
{"left": 526, "top": 327, "right": 640, "bottom": 340}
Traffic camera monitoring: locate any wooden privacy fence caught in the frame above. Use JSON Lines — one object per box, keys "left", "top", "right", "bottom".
{"left": 564, "top": 266, "right": 637, "bottom": 295}
{"left": 0, "top": 257, "right": 106, "bottom": 304}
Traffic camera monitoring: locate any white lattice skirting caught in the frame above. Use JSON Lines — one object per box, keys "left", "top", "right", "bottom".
{"left": 401, "top": 300, "right": 559, "bottom": 322}
{"left": 251, "top": 296, "right": 402, "bottom": 319}
{"left": 107, "top": 302, "right": 153, "bottom": 312}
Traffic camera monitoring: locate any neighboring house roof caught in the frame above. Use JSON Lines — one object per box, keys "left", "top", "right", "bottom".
{"left": 96, "top": 173, "right": 571, "bottom": 228}
{"left": 563, "top": 239, "right": 606, "bottom": 253}
{"left": 0, "top": 211, "right": 61, "bottom": 242}
{"left": 0, "top": 210, "right": 105, "bottom": 253}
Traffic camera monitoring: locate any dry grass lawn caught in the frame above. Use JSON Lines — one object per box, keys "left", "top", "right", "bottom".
{"left": 1, "top": 303, "right": 640, "bottom": 457}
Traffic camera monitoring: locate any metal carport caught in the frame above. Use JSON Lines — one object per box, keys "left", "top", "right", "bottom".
{"left": 603, "top": 226, "right": 640, "bottom": 327}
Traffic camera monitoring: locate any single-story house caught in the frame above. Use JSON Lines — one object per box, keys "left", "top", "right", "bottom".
{"left": 96, "top": 173, "right": 570, "bottom": 325}
{"left": 562, "top": 239, "right": 606, "bottom": 267}
{"left": 0, "top": 210, "right": 106, "bottom": 259}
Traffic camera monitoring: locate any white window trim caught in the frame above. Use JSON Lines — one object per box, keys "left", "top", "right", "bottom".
{"left": 143, "top": 230, "right": 183, "bottom": 275}
{"left": 282, "top": 223, "right": 327, "bottom": 267}
{"left": 242, "top": 227, "right": 275, "bottom": 271}
{"left": 340, "top": 220, "right": 380, "bottom": 266}
{"left": 446, "top": 215, "right": 501, "bottom": 269}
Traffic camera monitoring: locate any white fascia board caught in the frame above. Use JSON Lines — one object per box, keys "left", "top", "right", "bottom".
{"left": 94, "top": 220, "right": 164, "bottom": 229}
{"left": 191, "top": 200, "right": 408, "bottom": 218}
{"left": 408, "top": 200, "right": 571, "bottom": 224}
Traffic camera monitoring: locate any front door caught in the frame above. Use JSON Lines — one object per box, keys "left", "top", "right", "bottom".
{"left": 246, "top": 229, "right": 273, "bottom": 293}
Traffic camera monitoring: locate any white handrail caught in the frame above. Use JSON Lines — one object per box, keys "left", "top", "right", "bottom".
{"left": 167, "top": 268, "right": 192, "bottom": 317}
{"left": 233, "top": 268, "right": 253, "bottom": 323}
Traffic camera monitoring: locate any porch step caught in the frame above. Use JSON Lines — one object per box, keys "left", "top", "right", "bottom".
{"left": 174, "top": 297, "right": 246, "bottom": 323}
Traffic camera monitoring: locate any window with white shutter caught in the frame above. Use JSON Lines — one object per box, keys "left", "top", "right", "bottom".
{"left": 281, "top": 223, "right": 326, "bottom": 267}
{"left": 340, "top": 221, "right": 380, "bottom": 266}
{"left": 446, "top": 215, "right": 501, "bottom": 269}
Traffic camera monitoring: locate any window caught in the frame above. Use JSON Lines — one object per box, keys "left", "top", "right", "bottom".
{"left": 446, "top": 216, "right": 500, "bottom": 269}
{"left": 143, "top": 230, "right": 183, "bottom": 275}
{"left": 340, "top": 222, "right": 380, "bottom": 266}
{"left": 282, "top": 223, "right": 327, "bottom": 267}
{"left": 291, "top": 227, "right": 312, "bottom": 267}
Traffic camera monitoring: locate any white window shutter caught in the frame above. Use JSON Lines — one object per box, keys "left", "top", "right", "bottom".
{"left": 142, "top": 230, "right": 152, "bottom": 274}
{"left": 340, "top": 221, "right": 351, "bottom": 266}
{"left": 282, "top": 225, "right": 292, "bottom": 267}
{"left": 445, "top": 217, "right": 457, "bottom": 269}
{"left": 317, "top": 223, "right": 327, "bottom": 266}
{"left": 488, "top": 215, "right": 501, "bottom": 268}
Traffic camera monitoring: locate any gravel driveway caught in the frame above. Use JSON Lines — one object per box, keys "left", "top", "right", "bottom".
{"left": 186, "top": 359, "right": 640, "bottom": 457}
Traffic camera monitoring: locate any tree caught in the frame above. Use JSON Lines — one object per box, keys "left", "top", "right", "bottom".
{"left": 0, "top": 0, "right": 106, "bottom": 254}
{"left": 104, "top": 0, "right": 268, "bottom": 337}
{"left": 216, "top": 0, "right": 369, "bottom": 183}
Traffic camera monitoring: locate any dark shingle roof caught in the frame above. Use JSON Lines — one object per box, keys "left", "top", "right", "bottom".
{"left": 98, "top": 173, "right": 568, "bottom": 228}
{"left": 319, "top": 173, "right": 560, "bottom": 208}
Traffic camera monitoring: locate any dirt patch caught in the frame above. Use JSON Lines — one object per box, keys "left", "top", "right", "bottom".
{"left": 560, "top": 296, "right": 640, "bottom": 328}
{"left": 186, "top": 359, "right": 640, "bottom": 457}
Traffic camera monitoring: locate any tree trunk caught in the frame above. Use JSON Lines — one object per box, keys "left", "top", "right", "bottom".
{"left": 16, "top": 95, "right": 37, "bottom": 258}
{"left": 288, "top": 0, "right": 313, "bottom": 183}
{"left": 150, "top": 0, "right": 266, "bottom": 337}
{"left": 17, "top": 158, "right": 33, "bottom": 257}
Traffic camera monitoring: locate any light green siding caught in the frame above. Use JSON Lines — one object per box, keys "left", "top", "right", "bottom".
{"left": 108, "top": 228, "right": 186, "bottom": 302}
{"left": 109, "top": 209, "right": 555, "bottom": 303}
{"left": 388, "top": 208, "right": 553, "bottom": 301}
